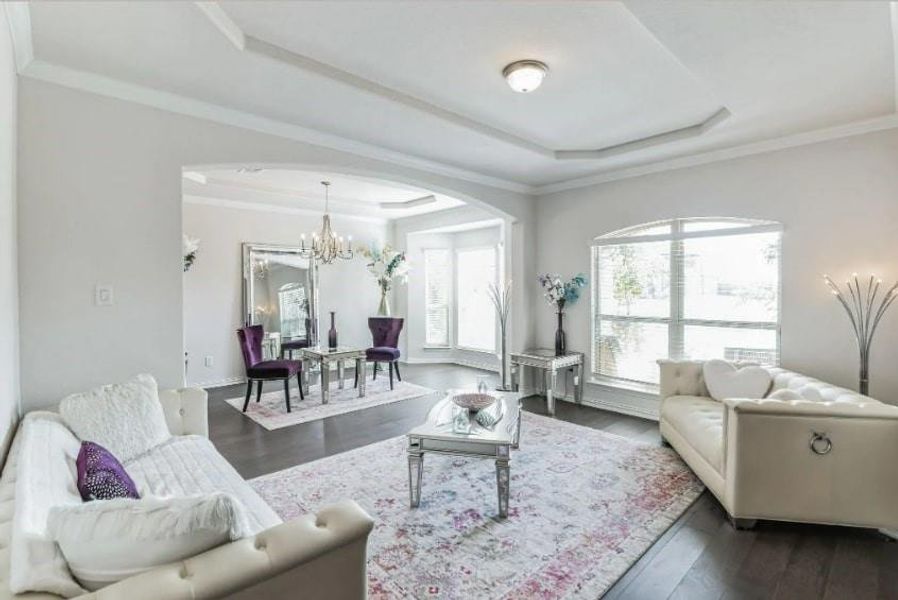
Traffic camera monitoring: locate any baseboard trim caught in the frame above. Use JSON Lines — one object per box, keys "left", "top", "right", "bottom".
{"left": 518, "top": 385, "right": 660, "bottom": 421}
{"left": 402, "top": 357, "right": 498, "bottom": 373}
{"left": 191, "top": 376, "right": 245, "bottom": 389}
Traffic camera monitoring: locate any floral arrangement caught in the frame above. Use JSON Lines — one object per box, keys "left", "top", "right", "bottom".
{"left": 357, "top": 243, "right": 410, "bottom": 292}
{"left": 183, "top": 234, "right": 200, "bottom": 272}
{"left": 537, "top": 273, "right": 587, "bottom": 311}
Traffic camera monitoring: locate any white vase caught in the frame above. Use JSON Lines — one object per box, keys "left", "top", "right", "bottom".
{"left": 377, "top": 288, "right": 391, "bottom": 316}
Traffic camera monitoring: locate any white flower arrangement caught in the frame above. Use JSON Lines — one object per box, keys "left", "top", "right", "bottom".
{"left": 357, "top": 243, "right": 410, "bottom": 292}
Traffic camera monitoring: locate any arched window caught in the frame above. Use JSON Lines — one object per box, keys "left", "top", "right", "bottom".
{"left": 592, "top": 218, "right": 782, "bottom": 386}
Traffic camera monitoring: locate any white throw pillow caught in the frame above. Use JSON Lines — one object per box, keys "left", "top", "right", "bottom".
{"left": 767, "top": 388, "right": 804, "bottom": 401}
{"left": 59, "top": 374, "right": 171, "bottom": 463}
{"left": 10, "top": 413, "right": 85, "bottom": 598}
{"left": 703, "top": 359, "right": 772, "bottom": 402}
{"left": 47, "top": 493, "right": 251, "bottom": 591}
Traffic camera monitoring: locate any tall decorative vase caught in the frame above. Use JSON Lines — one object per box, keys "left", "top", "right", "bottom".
{"left": 328, "top": 311, "right": 338, "bottom": 350}
{"left": 554, "top": 310, "right": 566, "bottom": 356}
{"left": 377, "top": 287, "right": 391, "bottom": 317}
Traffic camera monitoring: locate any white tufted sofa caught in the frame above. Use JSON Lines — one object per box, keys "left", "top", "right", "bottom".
{"left": 0, "top": 388, "right": 375, "bottom": 600}
{"left": 659, "top": 360, "right": 898, "bottom": 534}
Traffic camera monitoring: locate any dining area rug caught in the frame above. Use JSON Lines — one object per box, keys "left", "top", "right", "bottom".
{"left": 225, "top": 378, "right": 435, "bottom": 429}
{"left": 251, "top": 412, "right": 704, "bottom": 599}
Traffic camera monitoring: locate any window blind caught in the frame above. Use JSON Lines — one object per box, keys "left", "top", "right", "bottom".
{"left": 424, "top": 248, "right": 451, "bottom": 346}
{"left": 456, "top": 246, "right": 497, "bottom": 352}
{"left": 592, "top": 218, "right": 781, "bottom": 386}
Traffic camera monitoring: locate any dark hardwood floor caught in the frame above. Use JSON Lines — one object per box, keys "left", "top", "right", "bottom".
{"left": 207, "top": 363, "right": 897, "bottom": 599}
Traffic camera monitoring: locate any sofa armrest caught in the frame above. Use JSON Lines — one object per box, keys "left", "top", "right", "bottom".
{"left": 657, "top": 359, "right": 709, "bottom": 400}
{"left": 723, "top": 399, "right": 898, "bottom": 529}
{"left": 81, "top": 500, "right": 375, "bottom": 600}
{"left": 722, "top": 397, "right": 898, "bottom": 419}
{"left": 158, "top": 388, "right": 209, "bottom": 438}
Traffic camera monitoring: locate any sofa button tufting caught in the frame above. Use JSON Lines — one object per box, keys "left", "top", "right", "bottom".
{"left": 255, "top": 540, "right": 267, "bottom": 551}
{"left": 179, "top": 408, "right": 185, "bottom": 416}
{"left": 179, "top": 567, "right": 190, "bottom": 580}
{"left": 315, "top": 518, "right": 327, "bottom": 528}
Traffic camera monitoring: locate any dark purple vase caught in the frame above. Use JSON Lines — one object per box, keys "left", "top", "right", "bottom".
{"left": 328, "top": 311, "right": 338, "bottom": 350}
{"left": 554, "top": 310, "right": 566, "bottom": 356}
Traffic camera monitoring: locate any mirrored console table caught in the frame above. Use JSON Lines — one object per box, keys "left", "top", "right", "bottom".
{"left": 510, "top": 348, "right": 584, "bottom": 416}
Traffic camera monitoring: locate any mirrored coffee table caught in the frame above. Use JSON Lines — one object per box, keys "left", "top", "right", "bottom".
{"left": 407, "top": 389, "right": 522, "bottom": 518}
{"left": 300, "top": 346, "right": 366, "bottom": 404}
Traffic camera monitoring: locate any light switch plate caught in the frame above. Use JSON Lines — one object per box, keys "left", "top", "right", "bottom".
{"left": 204, "top": 355, "right": 214, "bottom": 367}
{"left": 95, "top": 284, "right": 114, "bottom": 306}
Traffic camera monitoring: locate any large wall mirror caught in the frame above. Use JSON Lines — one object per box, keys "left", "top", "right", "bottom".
{"left": 242, "top": 243, "right": 318, "bottom": 347}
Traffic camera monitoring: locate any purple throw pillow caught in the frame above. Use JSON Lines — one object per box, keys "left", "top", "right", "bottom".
{"left": 76, "top": 441, "right": 140, "bottom": 501}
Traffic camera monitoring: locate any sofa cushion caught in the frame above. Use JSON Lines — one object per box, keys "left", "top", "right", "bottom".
{"left": 703, "top": 359, "right": 772, "bottom": 402}
{"left": 76, "top": 442, "right": 139, "bottom": 502}
{"left": 10, "top": 413, "right": 84, "bottom": 598}
{"left": 47, "top": 493, "right": 250, "bottom": 591}
{"left": 767, "top": 388, "right": 803, "bottom": 401}
{"left": 124, "top": 436, "right": 281, "bottom": 534}
{"left": 661, "top": 395, "right": 725, "bottom": 474}
{"left": 59, "top": 374, "right": 171, "bottom": 463}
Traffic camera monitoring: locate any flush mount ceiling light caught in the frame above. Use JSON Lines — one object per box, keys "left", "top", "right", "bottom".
{"left": 502, "top": 60, "right": 548, "bottom": 93}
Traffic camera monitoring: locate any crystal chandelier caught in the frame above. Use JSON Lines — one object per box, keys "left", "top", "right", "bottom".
{"left": 300, "top": 181, "right": 353, "bottom": 264}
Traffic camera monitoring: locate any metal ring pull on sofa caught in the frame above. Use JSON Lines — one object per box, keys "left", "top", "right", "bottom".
{"left": 809, "top": 432, "right": 832, "bottom": 455}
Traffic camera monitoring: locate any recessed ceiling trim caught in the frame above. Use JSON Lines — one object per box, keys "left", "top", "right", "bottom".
{"left": 20, "top": 59, "right": 532, "bottom": 193}
{"left": 554, "top": 107, "right": 730, "bottom": 160}
{"left": 194, "top": 2, "right": 729, "bottom": 162}
{"left": 194, "top": 2, "right": 245, "bottom": 51}
{"left": 183, "top": 194, "right": 388, "bottom": 224}
{"left": 379, "top": 195, "right": 437, "bottom": 210}
{"left": 537, "top": 111, "right": 898, "bottom": 194}
{"left": 3, "top": 1, "right": 34, "bottom": 72}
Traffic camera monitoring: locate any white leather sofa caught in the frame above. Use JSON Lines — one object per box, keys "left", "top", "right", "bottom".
{"left": 659, "top": 360, "right": 898, "bottom": 534}
{"left": 0, "top": 387, "right": 375, "bottom": 600}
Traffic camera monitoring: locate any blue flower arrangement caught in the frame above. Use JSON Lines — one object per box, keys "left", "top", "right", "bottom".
{"left": 537, "top": 273, "right": 588, "bottom": 312}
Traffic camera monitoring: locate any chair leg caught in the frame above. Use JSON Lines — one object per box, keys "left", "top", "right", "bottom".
{"left": 284, "top": 378, "right": 291, "bottom": 413}
{"left": 389, "top": 362, "right": 394, "bottom": 390}
{"left": 297, "top": 373, "right": 304, "bottom": 401}
{"left": 242, "top": 380, "right": 253, "bottom": 412}
{"left": 354, "top": 364, "right": 359, "bottom": 388}
{"left": 394, "top": 361, "right": 401, "bottom": 381}
{"left": 373, "top": 362, "right": 378, "bottom": 380}
{"left": 256, "top": 380, "right": 263, "bottom": 403}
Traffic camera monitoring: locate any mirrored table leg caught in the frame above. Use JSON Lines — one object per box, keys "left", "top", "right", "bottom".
{"left": 321, "top": 361, "right": 330, "bottom": 404}
{"left": 337, "top": 360, "right": 345, "bottom": 390}
{"left": 408, "top": 444, "right": 424, "bottom": 508}
{"left": 356, "top": 357, "right": 366, "bottom": 398}
{"left": 496, "top": 455, "right": 510, "bottom": 518}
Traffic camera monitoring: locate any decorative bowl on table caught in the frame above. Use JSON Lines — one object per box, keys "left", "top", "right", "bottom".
{"left": 451, "top": 392, "right": 496, "bottom": 412}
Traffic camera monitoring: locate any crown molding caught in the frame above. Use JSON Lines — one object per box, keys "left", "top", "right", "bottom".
{"left": 535, "top": 112, "right": 898, "bottom": 195}
{"left": 183, "top": 194, "right": 389, "bottom": 224}
{"left": 3, "top": 2, "right": 33, "bottom": 73}
{"left": 20, "top": 59, "right": 532, "bottom": 194}
{"left": 891, "top": 2, "right": 898, "bottom": 111}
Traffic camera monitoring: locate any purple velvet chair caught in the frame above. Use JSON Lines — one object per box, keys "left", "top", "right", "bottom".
{"left": 237, "top": 325, "right": 303, "bottom": 413}
{"left": 357, "top": 317, "right": 404, "bottom": 390}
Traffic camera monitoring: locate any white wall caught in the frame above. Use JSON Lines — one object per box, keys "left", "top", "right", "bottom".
{"left": 404, "top": 224, "right": 502, "bottom": 370}
{"left": 0, "top": 8, "right": 19, "bottom": 455}
{"left": 17, "top": 78, "right": 535, "bottom": 409}
{"left": 536, "top": 128, "right": 898, "bottom": 413}
{"left": 182, "top": 200, "right": 389, "bottom": 387}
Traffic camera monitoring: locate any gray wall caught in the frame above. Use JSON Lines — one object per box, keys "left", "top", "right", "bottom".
{"left": 17, "top": 78, "right": 535, "bottom": 409}
{"left": 0, "top": 8, "right": 19, "bottom": 456}
{"left": 536, "top": 128, "right": 898, "bottom": 412}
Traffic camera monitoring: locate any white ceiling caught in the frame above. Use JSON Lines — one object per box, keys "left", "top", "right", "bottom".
{"left": 182, "top": 168, "right": 465, "bottom": 219}
{"left": 17, "top": 1, "right": 898, "bottom": 190}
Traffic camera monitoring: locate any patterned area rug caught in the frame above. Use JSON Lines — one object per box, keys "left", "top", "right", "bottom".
{"left": 251, "top": 412, "right": 703, "bottom": 599}
{"left": 225, "top": 378, "right": 435, "bottom": 429}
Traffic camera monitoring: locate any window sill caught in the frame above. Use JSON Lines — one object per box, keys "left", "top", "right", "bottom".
{"left": 422, "top": 344, "right": 451, "bottom": 350}
{"left": 456, "top": 346, "right": 497, "bottom": 356}
{"left": 588, "top": 376, "right": 659, "bottom": 396}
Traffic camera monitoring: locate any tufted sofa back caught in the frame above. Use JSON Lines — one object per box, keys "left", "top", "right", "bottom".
{"left": 659, "top": 360, "right": 877, "bottom": 406}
